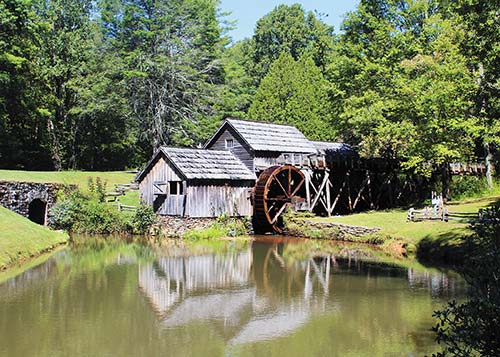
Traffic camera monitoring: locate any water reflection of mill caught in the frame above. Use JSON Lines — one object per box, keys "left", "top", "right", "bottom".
{"left": 137, "top": 243, "right": 460, "bottom": 345}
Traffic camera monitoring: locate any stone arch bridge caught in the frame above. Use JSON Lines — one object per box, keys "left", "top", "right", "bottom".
{"left": 0, "top": 181, "right": 70, "bottom": 225}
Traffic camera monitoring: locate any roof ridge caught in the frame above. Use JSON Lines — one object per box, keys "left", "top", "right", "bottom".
{"left": 226, "top": 117, "right": 299, "bottom": 129}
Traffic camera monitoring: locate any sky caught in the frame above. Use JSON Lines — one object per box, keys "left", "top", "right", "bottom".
{"left": 219, "top": 0, "right": 360, "bottom": 43}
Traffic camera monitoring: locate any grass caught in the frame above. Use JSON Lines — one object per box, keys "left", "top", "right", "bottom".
{"left": 182, "top": 226, "right": 228, "bottom": 240}
{"left": 116, "top": 190, "right": 140, "bottom": 206}
{"left": 0, "top": 169, "right": 135, "bottom": 190}
{"left": 309, "top": 195, "right": 500, "bottom": 263}
{"left": 0, "top": 206, "right": 68, "bottom": 269}
{"left": 0, "top": 168, "right": 141, "bottom": 211}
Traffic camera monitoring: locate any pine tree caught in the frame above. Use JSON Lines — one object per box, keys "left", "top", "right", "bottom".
{"left": 249, "top": 53, "right": 335, "bottom": 141}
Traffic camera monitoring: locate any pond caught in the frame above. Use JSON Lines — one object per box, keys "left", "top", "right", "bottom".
{"left": 0, "top": 237, "right": 464, "bottom": 356}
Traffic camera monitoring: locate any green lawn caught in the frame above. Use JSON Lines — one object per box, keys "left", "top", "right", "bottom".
{"left": 0, "top": 170, "right": 135, "bottom": 190}
{"left": 312, "top": 195, "right": 500, "bottom": 245}
{"left": 0, "top": 206, "right": 68, "bottom": 269}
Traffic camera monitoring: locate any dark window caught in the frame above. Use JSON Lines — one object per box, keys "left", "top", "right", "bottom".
{"left": 169, "top": 182, "right": 184, "bottom": 195}
{"left": 283, "top": 154, "right": 290, "bottom": 162}
{"left": 225, "top": 139, "right": 234, "bottom": 149}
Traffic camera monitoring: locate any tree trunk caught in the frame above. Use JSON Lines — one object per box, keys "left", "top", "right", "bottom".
{"left": 484, "top": 142, "right": 494, "bottom": 188}
{"left": 47, "top": 116, "right": 62, "bottom": 171}
{"left": 441, "top": 164, "right": 450, "bottom": 202}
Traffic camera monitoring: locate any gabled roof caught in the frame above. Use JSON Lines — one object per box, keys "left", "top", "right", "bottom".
{"left": 136, "top": 147, "right": 256, "bottom": 182}
{"left": 205, "top": 118, "right": 317, "bottom": 154}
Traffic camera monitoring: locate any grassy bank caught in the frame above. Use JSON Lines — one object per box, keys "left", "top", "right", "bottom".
{"left": 0, "top": 206, "right": 68, "bottom": 269}
{"left": 0, "top": 169, "right": 135, "bottom": 190}
{"left": 309, "top": 195, "right": 500, "bottom": 262}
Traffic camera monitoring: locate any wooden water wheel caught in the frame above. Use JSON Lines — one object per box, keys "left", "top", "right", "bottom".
{"left": 253, "top": 165, "right": 307, "bottom": 233}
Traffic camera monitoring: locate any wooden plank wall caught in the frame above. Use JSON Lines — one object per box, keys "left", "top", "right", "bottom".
{"left": 206, "top": 126, "right": 255, "bottom": 172}
{"left": 139, "top": 155, "right": 183, "bottom": 214}
{"left": 254, "top": 152, "right": 304, "bottom": 171}
{"left": 186, "top": 184, "right": 253, "bottom": 217}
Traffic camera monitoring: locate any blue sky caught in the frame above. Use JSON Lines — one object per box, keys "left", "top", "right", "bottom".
{"left": 219, "top": 0, "right": 360, "bottom": 42}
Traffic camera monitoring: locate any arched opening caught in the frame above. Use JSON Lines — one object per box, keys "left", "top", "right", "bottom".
{"left": 28, "top": 199, "right": 47, "bottom": 225}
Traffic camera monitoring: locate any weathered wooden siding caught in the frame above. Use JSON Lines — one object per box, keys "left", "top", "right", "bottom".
{"left": 186, "top": 184, "right": 252, "bottom": 217}
{"left": 206, "top": 126, "right": 254, "bottom": 172}
{"left": 254, "top": 152, "right": 305, "bottom": 171}
{"left": 139, "top": 155, "right": 184, "bottom": 215}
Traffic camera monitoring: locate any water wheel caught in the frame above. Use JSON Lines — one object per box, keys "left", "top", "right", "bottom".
{"left": 253, "top": 165, "right": 307, "bottom": 233}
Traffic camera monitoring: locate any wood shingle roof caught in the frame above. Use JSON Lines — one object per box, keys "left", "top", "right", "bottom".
{"left": 207, "top": 119, "right": 317, "bottom": 154}
{"left": 160, "top": 147, "right": 256, "bottom": 181}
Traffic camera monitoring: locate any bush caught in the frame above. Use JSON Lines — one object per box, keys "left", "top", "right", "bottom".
{"left": 50, "top": 188, "right": 128, "bottom": 234}
{"left": 73, "top": 201, "right": 127, "bottom": 234}
{"left": 216, "top": 214, "right": 249, "bottom": 237}
{"left": 433, "top": 206, "right": 500, "bottom": 356}
{"left": 449, "top": 176, "right": 489, "bottom": 200}
{"left": 132, "top": 205, "right": 156, "bottom": 234}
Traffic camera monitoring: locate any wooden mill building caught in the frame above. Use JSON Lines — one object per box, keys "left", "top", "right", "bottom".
{"left": 204, "top": 118, "right": 318, "bottom": 171}
{"left": 137, "top": 118, "right": 374, "bottom": 232}
{"left": 136, "top": 147, "right": 255, "bottom": 217}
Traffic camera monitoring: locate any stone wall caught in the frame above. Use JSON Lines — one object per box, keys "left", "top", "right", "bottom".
{"left": 0, "top": 181, "right": 68, "bottom": 223}
{"left": 304, "top": 220, "right": 381, "bottom": 237}
{"left": 285, "top": 218, "right": 381, "bottom": 239}
{"left": 157, "top": 216, "right": 252, "bottom": 238}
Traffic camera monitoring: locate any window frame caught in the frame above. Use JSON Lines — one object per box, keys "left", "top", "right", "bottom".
{"left": 168, "top": 181, "right": 184, "bottom": 196}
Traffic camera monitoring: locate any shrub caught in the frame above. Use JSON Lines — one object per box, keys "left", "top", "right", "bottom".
{"left": 216, "top": 214, "right": 249, "bottom": 237}
{"left": 50, "top": 188, "right": 128, "bottom": 234}
{"left": 87, "top": 176, "right": 107, "bottom": 202}
{"left": 132, "top": 205, "right": 156, "bottom": 234}
{"left": 449, "top": 176, "right": 489, "bottom": 200}
{"left": 73, "top": 201, "right": 127, "bottom": 234}
{"left": 433, "top": 206, "right": 500, "bottom": 356}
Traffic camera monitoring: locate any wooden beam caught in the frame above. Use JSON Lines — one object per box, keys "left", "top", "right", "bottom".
{"left": 326, "top": 176, "right": 332, "bottom": 216}
{"left": 304, "top": 170, "right": 311, "bottom": 209}
{"left": 352, "top": 176, "right": 369, "bottom": 210}
{"left": 309, "top": 170, "right": 330, "bottom": 212}
{"left": 347, "top": 171, "right": 352, "bottom": 212}
{"left": 331, "top": 177, "right": 347, "bottom": 213}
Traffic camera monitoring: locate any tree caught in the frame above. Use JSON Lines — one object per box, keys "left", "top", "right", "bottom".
{"left": 217, "top": 39, "right": 257, "bottom": 118}
{"left": 433, "top": 206, "right": 500, "bottom": 356}
{"left": 248, "top": 53, "right": 335, "bottom": 141}
{"left": 33, "top": 0, "right": 94, "bottom": 170}
{"left": 100, "top": 0, "right": 225, "bottom": 155}
{"left": 443, "top": 0, "right": 500, "bottom": 187}
{"left": 251, "top": 4, "right": 334, "bottom": 79}
{"left": 328, "top": 0, "right": 479, "bottom": 196}
{"left": 0, "top": 0, "right": 52, "bottom": 169}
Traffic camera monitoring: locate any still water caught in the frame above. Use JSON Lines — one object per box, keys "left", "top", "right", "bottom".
{"left": 0, "top": 237, "right": 464, "bottom": 357}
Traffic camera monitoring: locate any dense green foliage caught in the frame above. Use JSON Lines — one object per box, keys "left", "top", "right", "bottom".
{"left": 433, "top": 206, "right": 500, "bottom": 356}
{"left": 248, "top": 53, "right": 334, "bottom": 140}
{"left": 50, "top": 178, "right": 155, "bottom": 234}
{"left": 0, "top": 0, "right": 498, "bottom": 185}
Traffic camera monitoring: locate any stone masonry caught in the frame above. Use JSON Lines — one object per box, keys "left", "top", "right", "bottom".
{"left": 0, "top": 181, "right": 69, "bottom": 223}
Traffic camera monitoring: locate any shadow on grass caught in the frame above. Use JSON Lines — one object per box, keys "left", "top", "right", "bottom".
{"left": 417, "top": 197, "right": 500, "bottom": 266}
{"left": 416, "top": 230, "right": 469, "bottom": 266}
